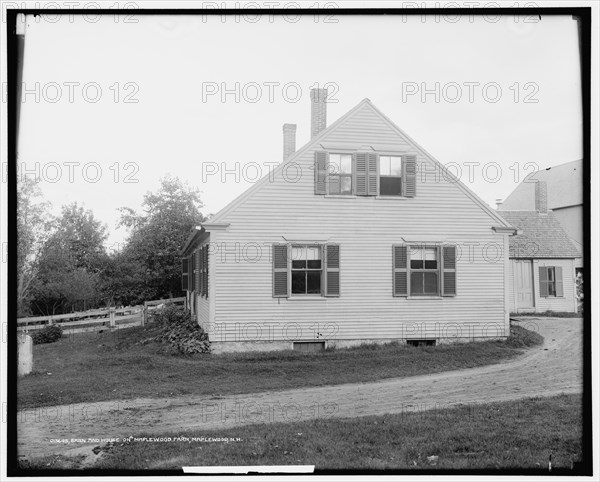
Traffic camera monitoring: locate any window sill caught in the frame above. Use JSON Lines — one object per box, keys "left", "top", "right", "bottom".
{"left": 324, "top": 194, "right": 357, "bottom": 199}
{"left": 406, "top": 296, "right": 444, "bottom": 300}
{"left": 375, "top": 195, "right": 408, "bottom": 200}
{"left": 287, "top": 296, "right": 327, "bottom": 301}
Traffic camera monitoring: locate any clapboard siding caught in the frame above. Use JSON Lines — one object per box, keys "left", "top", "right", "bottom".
{"left": 532, "top": 259, "right": 576, "bottom": 313}
{"left": 206, "top": 101, "right": 510, "bottom": 345}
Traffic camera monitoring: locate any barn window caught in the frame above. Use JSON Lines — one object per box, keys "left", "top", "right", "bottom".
{"left": 539, "top": 266, "right": 563, "bottom": 297}
{"left": 329, "top": 153, "right": 353, "bottom": 195}
{"left": 379, "top": 155, "right": 402, "bottom": 195}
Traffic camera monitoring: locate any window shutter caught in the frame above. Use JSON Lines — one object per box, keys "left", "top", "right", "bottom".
{"left": 442, "top": 245, "right": 457, "bottom": 296}
{"left": 393, "top": 245, "right": 408, "bottom": 297}
{"left": 314, "top": 151, "right": 328, "bottom": 195}
{"left": 191, "top": 253, "right": 196, "bottom": 292}
{"left": 325, "top": 244, "right": 340, "bottom": 297}
{"left": 181, "top": 258, "right": 189, "bottom": 290}
{"left": 194, "top": 249, "right": 202, "bottom": 293}
{"left": 539, "top": 267, "right": 549, "bottom": 297}
{"left": 555, "top": 266, "right": 564, "bottom": 297}
{"left": 203, "top": 246, "right": 209, "bottom": 298}
{"left": 354, "top": 152, "right": 368, "bottom": 196}
{"left": 199, "top": 246, "right": 204, "bottom": 295}
{"left": 272, "top": 244, "right": 289, "bottom": 298}
{"left": 367, "top": 152, "right": 379, "bottom": 196}
{"left": 403, "top": 154, "right": 417, "bottom": 198}
{"left": 188, "top": 257, "right": 194, "bottom": 292}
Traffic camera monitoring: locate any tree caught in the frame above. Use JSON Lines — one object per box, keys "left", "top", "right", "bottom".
{"left": 114, "top": 176, "right": 205, "bottom": 304}
{"left": 17, "top": 178, "right": 53, "bottom": 316}
{"left": 30, "top": 203, "right": 108, "bottom": 315}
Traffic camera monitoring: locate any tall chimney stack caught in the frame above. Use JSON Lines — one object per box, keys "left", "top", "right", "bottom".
{"left": 310, "top": 88, "right": 328, "bottom": 138}
{"left": 282, "top": 123, "right": 296, "bottom": 161}
{"left": 535, "top": 180, "right": 548, "bottom": 213}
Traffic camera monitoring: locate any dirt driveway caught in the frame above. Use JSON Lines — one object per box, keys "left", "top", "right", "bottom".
{"left": 18, "top": 318, "right": 583, "bottom": 460}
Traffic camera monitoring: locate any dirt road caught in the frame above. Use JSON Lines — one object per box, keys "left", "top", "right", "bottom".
{"left": 18, "top": 318, "right": 583, "bottom": 460}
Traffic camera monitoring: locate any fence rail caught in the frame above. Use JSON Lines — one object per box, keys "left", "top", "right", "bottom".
{"left": 17, "top": 297, "right": 187, "bottom": 335}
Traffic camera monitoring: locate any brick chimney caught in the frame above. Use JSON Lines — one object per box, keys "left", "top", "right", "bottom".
{"left": 282, "top": 123, "right": 296, "bottom": 161}
{"left": 310, "top": 88, "right": 327, "bottom": 138}
{"left": 535, "top": 180, "right": 548, "bottom": 213}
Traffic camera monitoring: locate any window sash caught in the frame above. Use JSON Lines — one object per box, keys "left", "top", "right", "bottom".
{"left": 409, "top": 246, "right": 441, "bottom": 296}
{"left": 291, "top": 244, "right": 323, "bottom": 295}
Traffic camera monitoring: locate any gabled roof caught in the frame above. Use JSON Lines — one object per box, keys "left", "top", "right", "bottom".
{"left": 499, "top": 211, "right": 581, "bottom": 259}
{"left": 499, "top": 159, "right": 583, "bottom": 211}
{"left": 207, "top": 98, "right": 512, "bottom": 228}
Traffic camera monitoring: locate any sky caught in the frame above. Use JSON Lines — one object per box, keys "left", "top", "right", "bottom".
{"left": 14, "top": 9, "right": 583, "bottom": 250}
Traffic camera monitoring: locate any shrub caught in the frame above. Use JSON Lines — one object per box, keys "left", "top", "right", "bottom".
{"left": 503, "top": 323, "right": 544, "bottom": 348}
{"left": 152, "top": 303, "right": 210, "bottom": 354}
{"left": 31, "top": 325, "right": 63, "bottom": 345}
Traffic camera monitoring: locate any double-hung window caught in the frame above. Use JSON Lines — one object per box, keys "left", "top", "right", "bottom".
{"left": 291, "top": 245, "right": 323, "bottom": 295}
{"left": 393, "top": 244, "right": 456, "bottom": 297}
{"left": 328, "top": 153, "right": 353, "bottom": 195}
{"left": 410, "top": 247, "right": 439, "bottom": 295}
{"left": 379, "top": 155, "right": 402, "bottom": 196}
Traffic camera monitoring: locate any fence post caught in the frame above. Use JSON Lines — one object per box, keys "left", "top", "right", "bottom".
{"left": 18, "top": 333, "right": 33, "bottom": 376}
{"left": 142, "top": 303, "right": 147, "bottom": 327}
{"left": 109, "top": 308, "right": 116, "bottom": 330}
{"left": 48, "top": 317, "right": 53, "bottom": 326}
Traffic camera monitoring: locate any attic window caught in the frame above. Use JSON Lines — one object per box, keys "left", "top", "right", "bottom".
{"left": 379, "top": 155, "right": 402, "bottom": 195}
{"left": 329, "top": 153, "right": 353, "bottom": 195}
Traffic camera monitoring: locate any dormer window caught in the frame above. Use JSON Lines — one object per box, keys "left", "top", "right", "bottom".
{"left": 329, "top": 153, "right": 353, "bottom": 195}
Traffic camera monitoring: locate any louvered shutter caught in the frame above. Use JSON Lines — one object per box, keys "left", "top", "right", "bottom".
{"left": 393, "top": 245, "right": 408, "bottom": 296}
{"left": 203, "top": 246, "right": 209, "bottom": 298}
{"left": 354, "top": 152, "right": 368, "bottom": 196}
{"left": 181, "top": 258, "right": 189, "bottom": 290}
{"left": 442, "top": 245, "right": 457, "bottom": 296}
{"left": 199, "top": 246, "right": 204, "bottom": 295}
{"left": 190, "top": 253, "right": 196, "bottom": 292}
{"left": 555, "top": 267, "right": 564, "bottom": 297}
{"left": 403, "top": 154, "right": 417, "bottom": 198}
{"left": 539, "top": 267, "right": 549, "bottom": 297}
{"left": 367, "top": 152, "right": 379, "bottom": 196}
{"left": 195, "top": 249, "right": 201, "bottom": 293}
{"left": 272, "top": 244, "right": 289, "bottom": 297}
{"left": 325, "top": 244, "right": 340, "bottom": 297}
{"left": 314, "top": 151, "right": 328, "bottom": 195}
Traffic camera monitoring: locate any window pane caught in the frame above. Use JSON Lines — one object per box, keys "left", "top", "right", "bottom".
{"left": 292, "top": 260, "right": 306, "bottom": 269}
{"left": 306, "top": 246, "right": 321, "bottom": 260}
{"left": 329, "top": 154, "right": 341, "bottom": 173}
{"left": 424, "top": 248, "right": 437, "bottom": 260}
{"left": 424, "top": 272, "right": 438, "bottom": 294}
{"left": 411, "top": 272, "right": 424, "bottom": 295}
{"left": 424, "top": 260, "right": 437, "bottom": 269}
{"left": 341, "top": 176, "right": 352, "bottom": 194}
{"left": 329, "top": 175, "right": 341, "bottom": 194}
{"left": 307, "top": 260, "right": 321, "bottom": 269}
{"left": 380, "top": 156, "right": 390, "bottom": 176}
{"left": 306, "top": 271, "right": 321, "bottom": 294}
{"left": 548, "top": 267, "right": 555, "bottom": 281}
{"left": 291, "top": 271, "right": 306, "bottom": 294}
{"left": 548, "top": 282, "right": 556, "bottom": 297}
{"left": 291, "top": 246, "right": 304, "bottom": 261}
{"left": 411, "top": 259, "right": 424, "bottom": 269}
{"left": 340, "top": 154, "right": 352, "bottom": 174}
{"left": 380, "top": 177, "right": 401, "bottom": 195}
{"left": 390, "top": 156, "right": 402, "bottom": 176}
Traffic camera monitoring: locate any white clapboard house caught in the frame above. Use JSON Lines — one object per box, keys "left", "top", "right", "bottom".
{"left": 180, "top": 89, "right": 516, "bottom": 353}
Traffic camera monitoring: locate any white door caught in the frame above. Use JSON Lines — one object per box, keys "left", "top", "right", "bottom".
{"left": 516, "top": 260, "right": 534, "bottom": 309}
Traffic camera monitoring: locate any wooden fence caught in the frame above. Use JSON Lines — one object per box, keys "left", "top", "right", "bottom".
{"left": 17, "top": 297, "right": 187, "bottom": 335}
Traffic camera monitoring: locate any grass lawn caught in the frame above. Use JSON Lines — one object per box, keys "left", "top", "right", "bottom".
{"left": 20, "top": 394, "right": 583, "bottom": 472}
{"left": 18, "top": 323, "right": 542, "bottom": 410}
